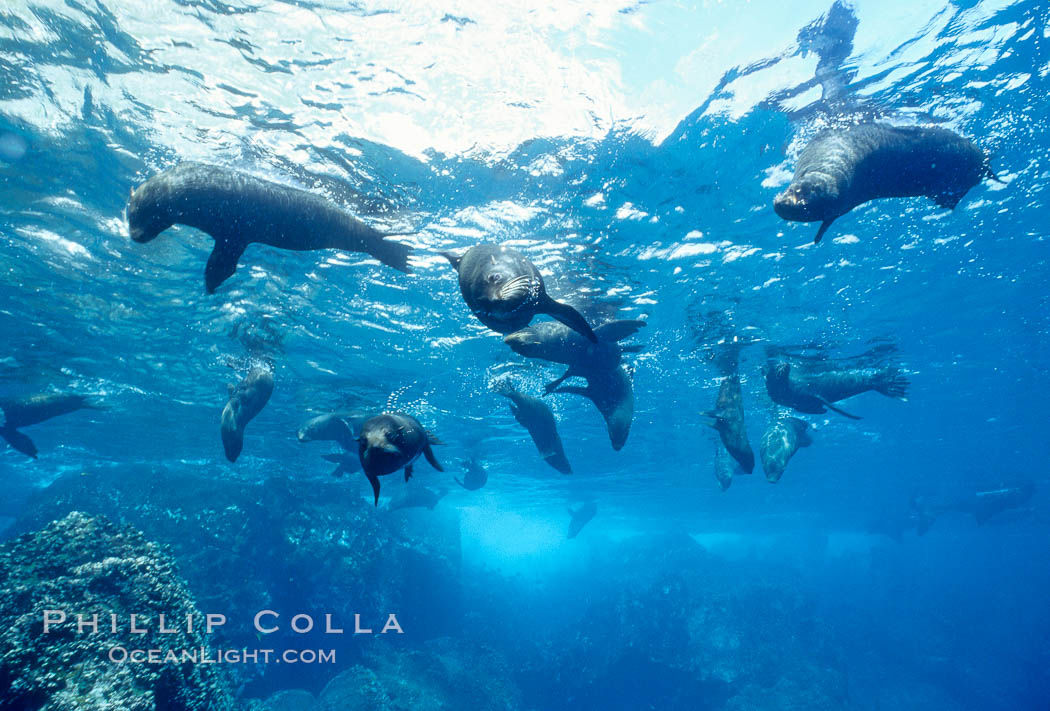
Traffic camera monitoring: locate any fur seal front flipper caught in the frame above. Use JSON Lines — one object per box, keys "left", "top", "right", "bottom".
{"left": 817, "top": 396, "right": 860, "bottom": 420}
{"left": 813, "top": 220, "right": 834, "bottom": 244}
{"left": 0, "top": 428, "right": 38, "bottom": 458}
{"left": 539, "top": 293, "right": 598, "bottom": 344}
{"left": 205, "top": 240, "right": 247, "bottom": 294}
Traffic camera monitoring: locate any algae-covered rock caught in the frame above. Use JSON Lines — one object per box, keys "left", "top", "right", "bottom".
{"left": 0, "top": 511, "right": 234, "bottom": 711}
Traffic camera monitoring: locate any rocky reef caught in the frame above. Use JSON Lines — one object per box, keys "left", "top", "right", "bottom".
{"left": 0, "top": 511, "right": 234, "bottom": 711}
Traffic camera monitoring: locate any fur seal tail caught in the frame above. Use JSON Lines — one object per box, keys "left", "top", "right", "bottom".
{"left": 876, "top": 369, "right": 909, "bottom": 401}
{"left": 540, "top": 294, "right": 598, "bottom": 343}
{"left": 1, "top": 428, "right": 38, "bottom": 459}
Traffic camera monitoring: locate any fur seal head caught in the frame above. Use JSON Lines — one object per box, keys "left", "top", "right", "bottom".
{"left": 773, "top": 171, "right": 839, "bottom": 223}
{"left": 127, "top": 182, "right": 174, "bottom": 244}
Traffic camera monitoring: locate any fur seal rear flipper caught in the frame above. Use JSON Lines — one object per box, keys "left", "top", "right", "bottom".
{"left": 128, "top": 163, "right": 412, "bottom": 293}
{"left": 443, "top": 244, "right": 597, "bottom": 342}
{"left": 774, "top": 124, "right": 995, "bottom": 244}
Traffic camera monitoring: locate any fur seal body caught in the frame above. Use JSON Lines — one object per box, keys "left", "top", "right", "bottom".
{"left": 357, "top": 412, "right": 443, "bottom": 506}
{"left": 774, "top": 124, "right": 999, "bottom": 243}
{"left": 503, "top": 319, "right": 646, "bottom": 369}
{"left": 128, "top": 163, "right": 412, "bottom": 292}
{"left": 387, "top": 486, "right": 446, "bottom": 512}
{"left": 297, "top": 411, "right": 367, "bottom": 450}
{"left": 764, "top": 359, "right": 908, "bottom": 419}
{"left": 443, "top": 244, "right": 597, "bottom": 342}
{"left": 220, "top": 366, "right": 274, "bottom": 463}
{"left": 703, "top": 374, "right": 755, "bottom": 474}
{"left": 567, "top": 502, "right": 597, "bottom": 539}
{"left": 550, "top": 365, "right": 635, "bottom": 451}
{"left": 759, "top": 416, "right": 812, "bottom": 483}
{"left": 912, "top": 481, "right": 1035, "bottom": 534}
{"left": 492, "top": 379, "right": 571, "bottom": 474}
{"left": 455, "top": 458, "right": 488, "bottom": 491}
{"left": 0, "top": 393, "right": 100, "bottom": 458}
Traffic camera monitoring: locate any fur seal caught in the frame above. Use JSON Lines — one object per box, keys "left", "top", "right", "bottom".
{"left": 357, "top": 412, "right": 443, "bottom": 506}
{"left": 492, "top": 379, "right": 571, "bottom": 474}
{"left": 549, "top": 365, "right": 634, "bottom": 451}
{"left": 702, "top": 374, "right": 755, "bottom": 474}
{"left": 297, "top": 411, "right": 367, "bottom": 450}
{"left": 567, "top": 501, "right": 597, "bottom": 539}
{"left": 455, "top": 457, "right": 488, "bottom": 491}
{"left": 713, "top": 444, "right": 736, "bottom": 492}
{"left": 0, "top": 393, "right": 101, "bottom": 458}
{"left": 503, "top": 319, "right": 646, "bottom": 370}
{"left": 442, "top": 244, "right": 597, "bottom": 342}
{"left": 764, "top": 359, "right": 908, "bottom": 419}
{"left": 220, "top": 366, "right": 274, "bottom": 462}
{"left": 911, "top": 481, "right": 1035, "bottom": 534}
{"left": 387, "top": 485, "right": 446, "bottom": 512}
{"left": 759, "top": 415, "right": 812, "bottom": 483}
{"left": 128, "top": 163, "right": 412, "bottom": 293}
{"left": 774, "top": 123, "right": 1001, "bottom": 243}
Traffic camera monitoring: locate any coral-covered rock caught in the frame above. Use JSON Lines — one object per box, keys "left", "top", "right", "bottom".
{"left": 0, "top": 511, "right": 234, "bottom": 711}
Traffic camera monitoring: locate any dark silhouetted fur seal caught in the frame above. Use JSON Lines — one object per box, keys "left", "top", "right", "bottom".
{"left": 703, "top": 374, "right": 755, "bottom": 474}
{"left": 128, "top": 163, "right": 412, "bottom": 292}
{"left": 387, "top": 485, "right": 446, "bottom": 512}
{"left": 568, "top": 501, "right": 597, "bottom": 539}
{"left": 774, "top": 123, "right": 1001, "bottom": 243}
{"left": 297, "top": 411, "right": 368, "bottom": 450}
{"left": 760, "top": 415, "right": 812, "bottom": 483}
{"left": 357, "top": 412, "right": 443, "bottom": 506}
{"left": 443, "top": 244, "right": 597, "bottom": 342}
{"left": 550, "top": 365, "right": 635, "bottom": 451}
{"left": 455, "top": 457, "right": 488, "bottom": 491}
{"left": 492, "top": 379, "right": 571, "bottom": 474}
{"left": 221, "top": 366, "right": 274, "bottom": 462}
{"left": 764, "top": 358, "right": 908, "bottom": 419}
{"left": 0, "top": 393, "right": 101, "bottom": 458}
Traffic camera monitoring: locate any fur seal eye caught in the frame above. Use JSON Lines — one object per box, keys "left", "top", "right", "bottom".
{"left": 488, "top": 273, "right": 503, "bottom": 284}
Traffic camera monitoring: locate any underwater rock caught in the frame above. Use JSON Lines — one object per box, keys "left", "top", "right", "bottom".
{"left": 247, "top": 688, "right": 318, "bottom": 711}
{"left": 317, "top": 638, "right": 523, "bottom": 711}
{"left": 0, "top": 511, "right": 234, "bottom": 711}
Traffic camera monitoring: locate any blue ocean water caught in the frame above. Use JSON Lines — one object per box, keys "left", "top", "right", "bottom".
{"left": 1, "top": 1, "right": 1048, "bottom": 709}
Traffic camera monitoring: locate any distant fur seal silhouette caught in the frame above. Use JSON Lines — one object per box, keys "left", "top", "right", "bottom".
{"left": 357, "top": 412, "right": 443, "bottom": 506}
{"left": 764, "top": 359, "right": 908, "bottom": 419}
{"left": 702, "top": 374, "right": 755, "bottom": 474}
{"left": 759, "top": 415, "right": 812, "bottom": 483}
{"left": 713, "top": 445, "right": 736, "bottom": 492}
{"left": 492, "top": 379, "right": 571, "bottom": 474}
{"left": 911, "top": 481, "right": 1035, "bottom": 535}
{"left": 220, "top": 366, "right": 274, "bottom": 462}
{"left": 567, "top": 502, "right": 597, "bottom": 539}
{"left": 442, "top": 244, "right": 597, "bottom": 342}
{"left": 0, "top": 393, "right": 101, "bottom": 458}
{"left": 320, "top": 453, "right": 361, "bottom": 478}
{"left": 455, "top": 457, "right": 488, "bottom": 491}
{"left": 387, "top": 485, "right": 446, "bottom": 512}
{"left": 774, "top": 123, "right": 1001, "bottom": 243}
{"left": 128, "top": 163, "right": 412, "bottom": 292}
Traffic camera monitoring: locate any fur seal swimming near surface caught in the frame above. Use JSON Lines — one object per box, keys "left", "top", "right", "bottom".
{"left": 220, "top": 366, "right": 274, "bottom": 462}
{"left": 128, "top": 163, "right": 412, "bottom": 293}
{"left": 774, "top": 123, "right": 1001, "bottom": 243}
{"left": 442, "top": 244, "right": 597, "bottom": 342}
{"left": 492, "top": 379, "right": 572, "bottom": 474}
{"left": 759, "top": 415, "right": 813, "bottom": 483}
{"left": 357, "top": 412, "right": 443, "bottom": 506}
{"left": 702, "top": 374, "right": 755, "bottom": 474}
{"left": 764, "top": 358, "right": 908, "bottom": 419}
{"left": 550, "top": 365, "right": 635, "bottom": 451}
{"left": 0, "top": 393, "right": 101, "bottom": 458}
{"left": 567, "top": 501, "right": 597, "bottom": 539}
{"left": 504, "top": 319, "right": 646, "bottom": 370}
{"left": 455, "top": 457, "right": 488, "bottom": 491}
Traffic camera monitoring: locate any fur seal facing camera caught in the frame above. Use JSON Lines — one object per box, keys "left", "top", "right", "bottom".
{"left": 774, "top": 123, "right": 1001, "bottom": 243}
{"left": 764, "top": 359, "right": 907, "bottom": 419}
{"left": 0, "top": 393, "right": 102, "bottom": 458}
{"left": 492, "top": 379, "right": 572, "bottom": 474}
{"left": 357, "top": 412, "right": 443, "bottom": 506}
{"left": 702, "top": 374, "right": 755, "bottom": 474}
{"left": 220, "top": 366, "right": 274, "bottom": 462}
{"left": 442, "top": 244, "right": 597, "bottom": 342}
{"left": 760, "top": 415, "right": 812, "bottom": 483}
{"left": 128, "top": 163, "right": 412, "bottom": 293}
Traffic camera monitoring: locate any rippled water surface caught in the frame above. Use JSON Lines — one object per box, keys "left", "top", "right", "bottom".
{"left": 1, "top": 0, "right": 1048, "bottom": 708}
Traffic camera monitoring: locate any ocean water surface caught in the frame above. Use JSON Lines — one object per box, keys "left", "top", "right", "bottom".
{"left": 1, "top": 1, "right": 1048, "bottom": 709}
